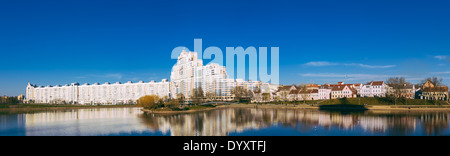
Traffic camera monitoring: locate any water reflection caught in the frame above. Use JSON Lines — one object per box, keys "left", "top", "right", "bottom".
{"left": 1, "top": 107, "right": 450, "bottom": 136}
{"left": 1, "top": 108, "right": 151, "bottom": 136}
{"left": 139, "top": 108, "right": 450, "bottom": 136}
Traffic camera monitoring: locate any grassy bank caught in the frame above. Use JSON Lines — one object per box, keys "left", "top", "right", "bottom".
{"left": 317, "top": 97, "right": 449, "bottom": 106}
{"left": 224, "top": 103, "right": 450, "bottom": 111}
{"left": 143, "top": 104, "right": 217, "bottom": 114}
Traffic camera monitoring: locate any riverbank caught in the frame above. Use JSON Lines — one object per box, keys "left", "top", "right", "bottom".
{"left": 142, "top": 105, "right": 219, "bottom": 114}
{"left": 221, "top": 103, "right": 450, "bottom": 111}
{"left": 0, "top": 104, "right": 140, "bottom": 113}
{"left": 3, "top": 102, "right": 450, "bottom": 114}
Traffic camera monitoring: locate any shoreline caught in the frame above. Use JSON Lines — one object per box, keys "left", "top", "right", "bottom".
{"left": 3, "top": 103, "right": 450, "bottom": 114}
{"left": 0, "top": 104, "right": 140, "bottom": 113}
{"left": 141, "top": 107, "right": 220, "bottom": 114}
{"left": 221, "top": 104, "right": 450, "bottom": 111}
{"left": 142, "top": 103, "right": 450, "bottom": 114}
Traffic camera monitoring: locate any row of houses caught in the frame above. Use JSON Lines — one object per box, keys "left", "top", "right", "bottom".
{"left": 258, "top": 80, "right": 449, "bottom": 102}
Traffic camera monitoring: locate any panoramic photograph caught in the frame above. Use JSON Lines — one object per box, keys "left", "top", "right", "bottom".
{"left": 1, "top": 0, "right": 450, "bottom": 144}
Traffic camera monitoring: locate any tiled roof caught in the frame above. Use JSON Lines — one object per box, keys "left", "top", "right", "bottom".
{"left": 278, "top": 85, "right": 297, "bottom": 92}
{"left": 368, "top": 81, "right": 384, "bottom": 86}
{"left": 423, "top": 86, "right": 449, "bottom": 92}
{"left": 331, "top": 85, "right": 348, "bottom": 91}
{"left": 289, "top": 90, "right": 298, "bottom": 94}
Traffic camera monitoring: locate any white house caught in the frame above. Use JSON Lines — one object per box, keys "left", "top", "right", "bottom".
{"left": 331, "top": 85, "right": 355, "bottom": 99}
{"left": 360, "top": 81, "right": 388, "bottom": 97}
{"left": 318, "top": 85, "right": 332, "bottom": 100}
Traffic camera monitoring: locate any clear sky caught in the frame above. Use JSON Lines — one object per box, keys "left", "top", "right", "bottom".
{"left": 1, "top": 0, "right": 450, "bottom": 96}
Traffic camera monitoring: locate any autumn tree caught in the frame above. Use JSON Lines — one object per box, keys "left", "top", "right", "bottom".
{"left": 137, "top": 95, "right": 160, "bottom": 110}
{"left": 165, "top": 98, "right": 180, "bottom": 109}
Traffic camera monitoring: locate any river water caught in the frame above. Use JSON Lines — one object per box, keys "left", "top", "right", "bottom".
{"left": 1, "top": 107, "right": 449, "bottom": 136}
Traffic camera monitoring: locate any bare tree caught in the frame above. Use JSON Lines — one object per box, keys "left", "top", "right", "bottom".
{"left": 205, "top": 92, "right": 216, "bottom": 102}
{"left": 262, "top": 93, "right": 271, "bottom": 102}
{"left": 177, "top": 93, "right": 185, "bottom": 105}
{"left": 232, "top": 86, "right": 252, "bottom": 102}
{"left": 190, "top": 87, "right": 204, "bottom": 105}
{"left": 386, "top": 77, "right": 406, "bottom": 105}
{"left": 299, "top": 85, "right": 310, "bottom": 104}
{"left": 422, "top": 76, "right": 443, "bottom": 87}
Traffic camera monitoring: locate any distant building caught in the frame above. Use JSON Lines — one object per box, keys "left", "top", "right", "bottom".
{"left": 386, "top": 83, "right": 416, "bottom": 99}
{"left": 331, "top": 85, "right": 356, "bottom": 99}
{"left": 318, "top": 85, "right": 332, "bottom": 100}
{"left": 277, "top": 85, "right": 297, "bottom": 101}
{"left": 17, "top": 94, "right": 24, "bottom": 101}
{"left": 420, "top": 81, "right": 449, "bottom": 101}
{"left": 26, "top": 80, "right": 170, "bottom": 105}
{"left": 360, "top": 81, "right": 388, "bottom": 97}
{"left": 170, "top": 50, "right": 268, "bottom": 101}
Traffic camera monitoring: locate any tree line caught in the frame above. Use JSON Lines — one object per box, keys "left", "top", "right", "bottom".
{"left": 137, "top": 86, "right": 257, "bottom": 110}
{"left": 0, "top": 96, "right": 20, "bottom": 104}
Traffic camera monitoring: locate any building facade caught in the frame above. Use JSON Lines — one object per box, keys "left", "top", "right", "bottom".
{"left": 360, "top": 81, "right": 388, "bottom": 97}
{"left": 170, "top": 50, "right": 268, "bottom": 101}
{"left": 26, "top": 80, "right": 169, "bottom": 105}
{"left": 26, "top": 50, "right": 273, "bottom": 104}
{"left": 420, "top": 81, "right": 449, "bottom": 101}
{"left": 331, "top": 85, "right": 356, "bottom": 99}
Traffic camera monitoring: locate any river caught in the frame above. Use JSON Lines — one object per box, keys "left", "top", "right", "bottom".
{"left": 1, "top": 107, "right": 449, "bottom": 136}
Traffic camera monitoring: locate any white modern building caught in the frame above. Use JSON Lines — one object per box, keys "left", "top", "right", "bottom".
{"left": 170, "top": 50, "right": 267, "bottom": 101}
{"left": 170, "top": 50, "right": 236, "bottom": 100}
{"left": 26, "top": 50, "right": 273, "bottom": 104}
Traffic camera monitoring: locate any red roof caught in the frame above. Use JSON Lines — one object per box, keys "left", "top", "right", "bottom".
{"left": 331, "top": 85, "right": 348, "bottom": 91}
{"left": 366, "top": 81, "right": 384, "bottom": 86}
{"left": 289, "top": 90, "right": 298, "bottom": 94}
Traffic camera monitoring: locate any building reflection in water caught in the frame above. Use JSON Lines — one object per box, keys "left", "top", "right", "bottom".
{"left": 22, "top": 108, "right": 149, "bottom": 136}
{"left": 2, "top": 107, "right": 449, "bottom": 136}
{"left": 139, "top": 108, "right": 450, "bottom": 136}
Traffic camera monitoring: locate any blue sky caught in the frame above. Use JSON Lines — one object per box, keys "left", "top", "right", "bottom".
{"left": 1, "top": 0, "right": 450, "bottom": 96}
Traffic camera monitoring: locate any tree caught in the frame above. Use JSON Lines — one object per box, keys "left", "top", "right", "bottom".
{"left": 262, "top": 93, "right": 271, "bottom": 102}
{"left": 231, "top": 86, "right": 252, "bottom": 103}
{"left": 386, "top": 77, "right": 406, "bottom": 105}
{"left": 299, "top": 85, "right": 310, "bottom": 104}
{"left": 205, "top": 92, "right": 216, "bottom": 102}
{"left": 137, "top": 95, "right": 160, "bottom": 110}
{"left": 0, "top": 96, "right": 19, "bottom": 105}
{"left": 280, "top": 91, "right": 289, "bottom": 104}
{"left": 165, "top": 98, "right": 180, "bottom": 109}
{"left": 190, "top": 87, "right": 204, "bottom": 105}
{"left": 177, "top": 93, "right": 185, "bottom": 105}
{"left": 422, "top": 76, "right": 443, "bottom": 87}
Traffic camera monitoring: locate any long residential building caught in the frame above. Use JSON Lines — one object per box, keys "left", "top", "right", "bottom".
{"left": 26, "top": 80, "right": 170, "bottom": 105}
